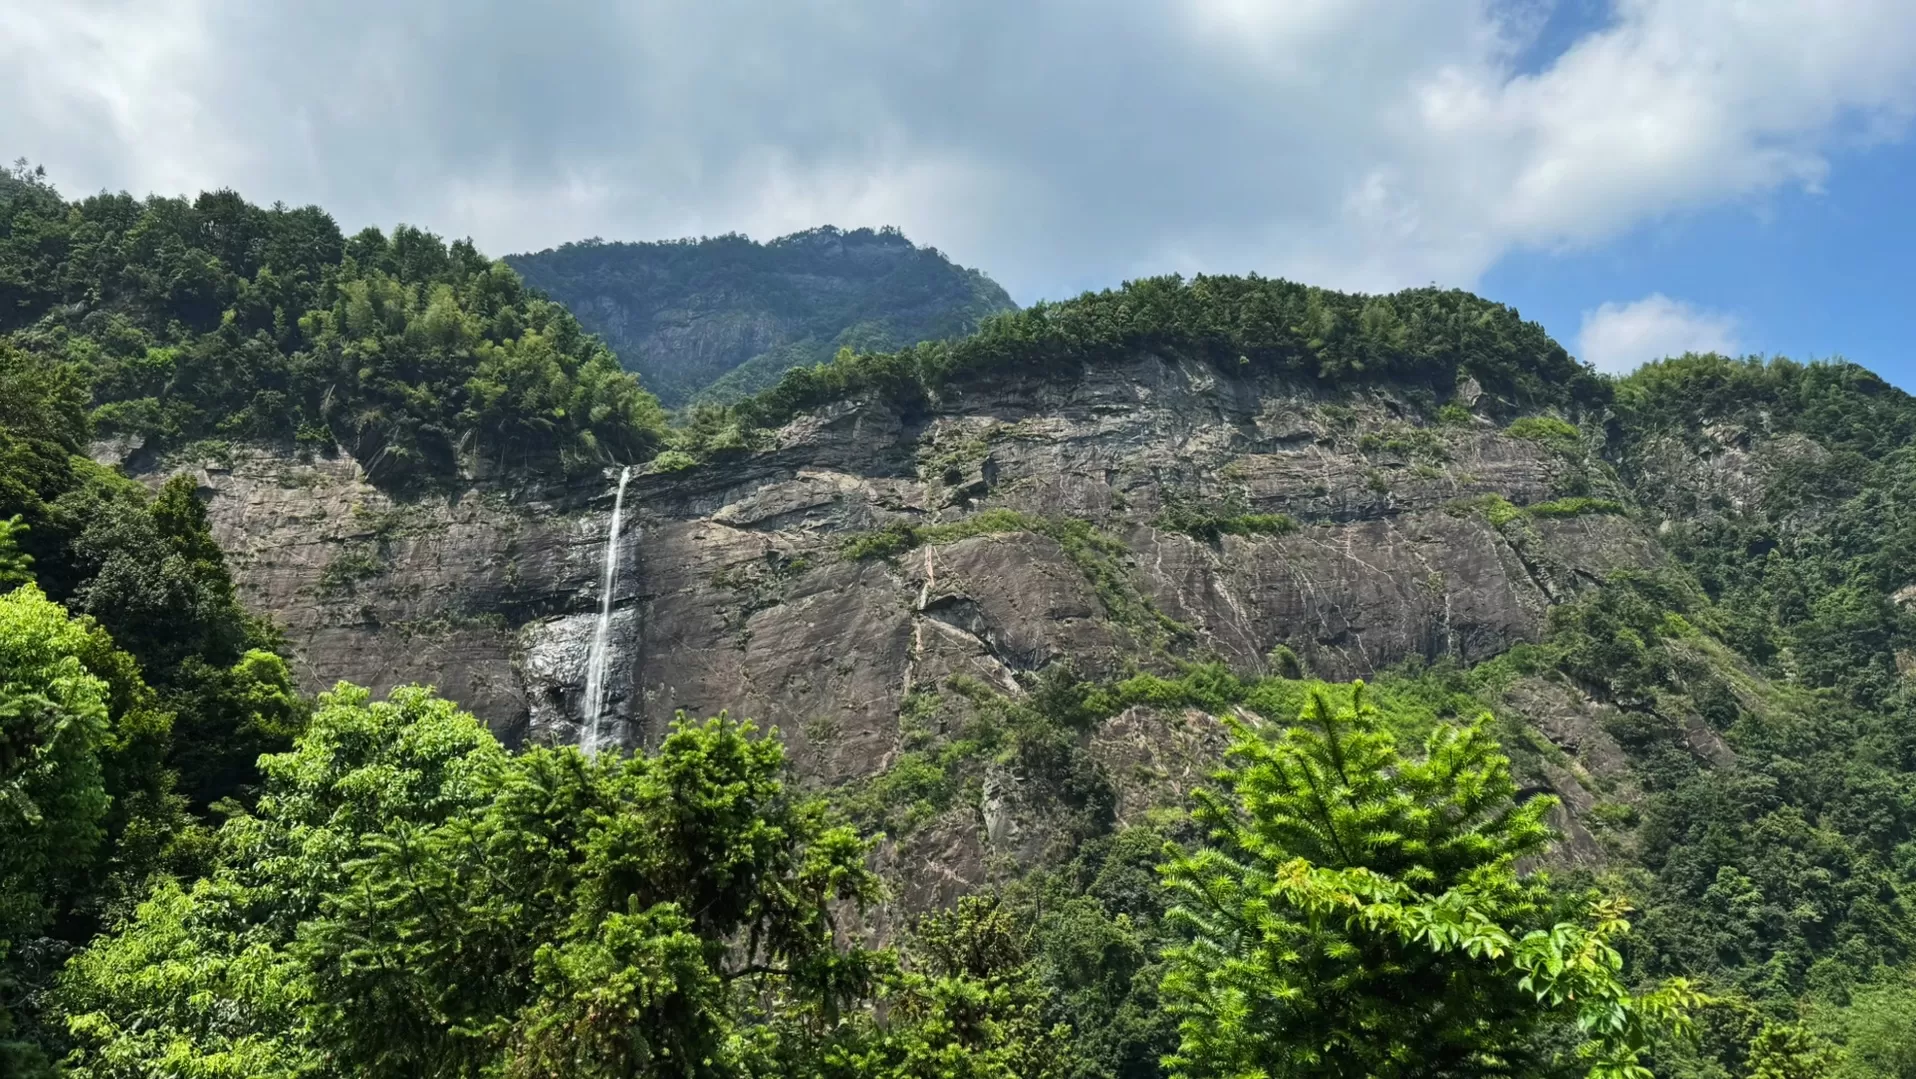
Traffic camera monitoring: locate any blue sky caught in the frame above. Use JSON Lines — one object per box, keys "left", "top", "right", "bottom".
{"left": 3, "top": 0, "right": 1913, "bottom": 386}
{"left": 1485, "top": 138, "right": 1916, "bottom": 388}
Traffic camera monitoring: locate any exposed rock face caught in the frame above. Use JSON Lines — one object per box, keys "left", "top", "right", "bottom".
{"left": 129, "top": 351, "right": 1662, "bottom": 893}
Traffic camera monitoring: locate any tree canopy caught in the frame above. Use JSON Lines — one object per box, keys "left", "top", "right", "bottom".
{"left": 508, "top": 226, "right": 1017, "bottom": 407}
{"left": 1160, "top": 685, "right": 1696, "bottom": 1079}
{"left": 0, "top": 164, "right": 665, "bottom": 486}
{"left": 727, "top": 274, "right": 1607, "bottom": 435}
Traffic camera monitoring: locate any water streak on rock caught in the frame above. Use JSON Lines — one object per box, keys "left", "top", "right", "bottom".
{"left": 581, "top": 466, "right": 632, "bottom": 754}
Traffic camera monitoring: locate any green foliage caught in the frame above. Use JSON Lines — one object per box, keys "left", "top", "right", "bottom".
{"left": 731, "top": 275, "right": 1607, "bottom": 433}
{"left": 0, "top": 585, "right": 113, "bottom": 959}
{"left": 835, "top": 669, "right": 1117, "bottom": 852}
{"left": 38, "top": 470, "right": 297, "bottom": 808}
{"left": 1153, "top": 491, "right": 1298, "bottom": 543}
{"left": 1587, "top": 356, "right": 1916, "bottom": 1020}
{"left": 1613, "top": 355, "right": 1916, "bottom": 706}
{"left": 0, "top": 173, "right": 666, "bottom": 485}
{"left": 809, "top": 896, "right": 1071, "bottom": 1079}
{"left": 317, "top": 544, "right": 386, "bottom": 595}
{"left": 1507, "top": 415, "right": 1585, "bottom": 454}
{"left": 1812, "top": 969, "right": 1916, "bottom": 1077}
{"left": 1446, "top": 493, "right": 1623, "bottom": 525}
{"left": 57, "top": 687, "right": 891, "bottom": 1077}
{"left": 1526, "top": 497, "right": 1626, "bottom": 519}
{"left": 507, "top": 227, "right": 1017, "bottom": 407}
{"left": 0, "top": 306, "right": 312, "bottom": 1063}
{"left": 1358, "top": 423, "right": 1450, "bottom": 462}
{"left": 1614, "top": 354, "right": 1916, "bottom": 458}
{"left": 1011, "top": 828, "right": 1184, "bottom": 1079}
{"left": 1745, "top": 1024, "right": 1844, "bottom": 1079}
{"left": 842, "top": 511, "right": 1181, "bottom": 643}
{"left": 647, "top": 448, "right": 700, "bottom": 473}
{"left": 0, "top": 585, "right": 191, "bottom": 1072}
{"left": 0, "top": 514, "right": 30, "bottom": 585}
{"left": 1159, "top": 685, "right": 1697, "bottom": 1078}
{"left": 842, "top": 509, "right": 1041, "bottom": 561}
{"left": 1449, "top": 492, "right": 1525, "bottom": 526}
{"left": 1266, "top": 644, "right": 1308, "bottom": 680}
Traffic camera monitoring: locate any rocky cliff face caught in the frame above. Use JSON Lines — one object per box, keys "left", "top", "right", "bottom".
{"left": 129, "top": 351, "right": 1663, "bottom": 900}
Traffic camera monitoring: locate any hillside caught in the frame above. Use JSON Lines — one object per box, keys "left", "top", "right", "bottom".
{"left": 0, "top": 164, "right": 667, "bottom": 488}
{"left": 105, "top": 304, "right": 1916, "bottom": 1074}
{"left": 506, "top": 226, "right": 1017, "bottom": 406}
{"left": 7, "top": 169, "right": 1916, "bottom": 1076}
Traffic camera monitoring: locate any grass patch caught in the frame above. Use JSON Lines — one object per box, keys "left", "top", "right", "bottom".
{"left": 318, "top": 545, "right": 387, "bottom": 596}
{"left": 645, "top": 449, "right": 699, "bottom": 474}
{"left": 917, "top": 429, "right": 990, "bottom": 485}
{"left": 1358, "top": 424, "right": 1450, "bottom": 462}
{"left": 1155, "top": 491, "right": 1298, "bottom": 542}
{"left": 392, "top": 611, "right": 511, "bottom": 639}
{"left": 841, "top": 508, "right": 1038, "bottom": 560}
{"left": 1447, "top": 493, "right": 1622, "bottom": 525}
{"left": 1525, "top": 497, "right": 1626, "bottom": 519}
{"left": 1505, "top": 415, "right": 1583, "bottom": 455}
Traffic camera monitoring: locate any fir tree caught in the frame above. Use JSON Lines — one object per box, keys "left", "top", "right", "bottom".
{"left": 1159, "top": 683, "right": 1698, "bottom": 1079}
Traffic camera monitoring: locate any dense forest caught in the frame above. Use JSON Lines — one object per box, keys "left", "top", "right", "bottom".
{"left": 722, "top": 271, "right": 1609, "bottom": 434}
{"left": 0, "top": 162, "right": 666, "bottom": 488}
{"left": 506, "top": 228, "right": 1016, "bottom": 407}
{"left": 7, "top": 168, "right": 1916, "bottom": 1077}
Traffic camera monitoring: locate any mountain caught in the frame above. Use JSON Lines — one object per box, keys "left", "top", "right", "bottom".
{"left": 505, "top": 226, "right": 1017, "bottom": 407}
{"left": 8, "top": 168, "right": 1916, "bottom": 1075}
{"left": 102, "top": 278, "right": 1916, "bottom": 1071}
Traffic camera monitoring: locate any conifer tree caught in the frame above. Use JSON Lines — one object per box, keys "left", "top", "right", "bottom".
{"left": 1159, "top": 683, "right": 1698, "bottom": 1079}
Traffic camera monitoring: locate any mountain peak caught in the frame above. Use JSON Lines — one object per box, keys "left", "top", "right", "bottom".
{"left": 507, "top": 227, "right": 1015, "bottom": 406}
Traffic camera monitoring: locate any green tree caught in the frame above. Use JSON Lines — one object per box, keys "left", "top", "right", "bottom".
{"left": 804, "top": 895, "right": 1071, "bottom": 1079}
{"left": 2, "top": 174, "right": 667, "bottom": 487}
{"left": 1159, "top": 683, "right": 1697, "bottom": 1079}
{"left": 0, "top": 585, "right": 115, "bottom": 1074}
{"left": 0, "top": 515, "right": 30, "bottom": 585}
{"left": 58, "top": 687, "right": 887, "bottom": 1078}
{"left": 1746, "top": 1023, "right": 1843, "bottom": 1079}
{"left": 0, "top": 585, "right": 113, "bottom": 956}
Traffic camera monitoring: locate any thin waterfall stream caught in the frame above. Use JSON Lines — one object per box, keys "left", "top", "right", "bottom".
{"left": 580, "top": 465, "right": 632, "bottom": 755}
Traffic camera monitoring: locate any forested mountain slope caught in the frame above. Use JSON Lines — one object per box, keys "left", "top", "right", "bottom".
{"left": 6, "top": 168, "right": 1916, "bottom": 1076}
{"left": 0, "top": 163, "right": 667, "bottom": 488}
{"left": 505, "top": 227, "right": 1017, "bottom": 406}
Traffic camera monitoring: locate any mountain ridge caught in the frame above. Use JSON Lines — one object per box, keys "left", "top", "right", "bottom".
{"left": 506, "top": 225, "right": 1018, "bottom": 407}
{"left": 9, "top": 168, "right": 1916, "bottom": 1074}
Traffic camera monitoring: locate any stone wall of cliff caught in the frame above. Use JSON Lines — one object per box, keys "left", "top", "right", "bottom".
{"left": 122, "top": 350, "right": 1674, "bottom": 903}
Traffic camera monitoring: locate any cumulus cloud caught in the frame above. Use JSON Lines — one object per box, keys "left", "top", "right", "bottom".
{"left": 1578, "top": 294, "right": 1740, "bottom": 373}
{"left": 2, "top": 0, "right": 1914, "bottom": 302}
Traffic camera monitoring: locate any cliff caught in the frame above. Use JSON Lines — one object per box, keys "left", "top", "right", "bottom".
{"left": 122, "top": 348, "right": 1668, "bottom": 904}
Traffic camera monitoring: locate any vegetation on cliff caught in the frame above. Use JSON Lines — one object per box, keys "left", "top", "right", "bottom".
{"left": 714, "top": 272, "right": 1607, "bottom": 440}
{"left": 23, "top": 672, "right": 1679, "bottom": 1078}
{"left": 12, "top": 167, "right": 1916, "bottom": 1077}
{"left": 507, "top": 227, "right": 1017, "bottom": 407}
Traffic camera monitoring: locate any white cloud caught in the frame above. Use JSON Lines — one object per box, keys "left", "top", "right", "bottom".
{"left": 1, "top": 0, "right": 1913, "bottom": 302}
{"left": 1578, "top": 294, "right": 1740, "bottom": 373}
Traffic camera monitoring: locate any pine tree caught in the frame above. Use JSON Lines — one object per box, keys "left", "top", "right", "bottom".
{"left": 1159, "top": 683, "right": 1698, "bottom": 1079}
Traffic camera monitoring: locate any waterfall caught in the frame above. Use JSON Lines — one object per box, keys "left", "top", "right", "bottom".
{"left": 580, "top": 466, "right": 632, "bottom": 755}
